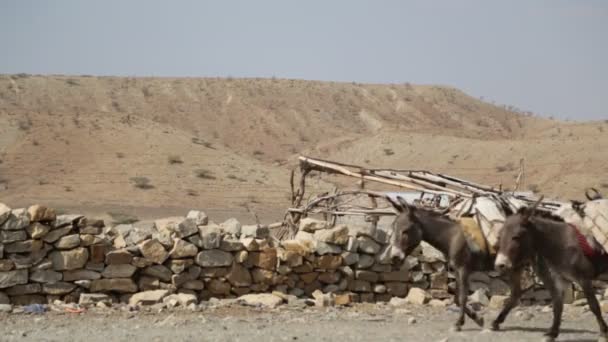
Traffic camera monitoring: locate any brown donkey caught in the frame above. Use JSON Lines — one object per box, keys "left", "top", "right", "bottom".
{"left": 387, "top": 197, "right": 529, "bottom": 332}
{"left": 495, "top": 204, "right": 608, "bottom": 342}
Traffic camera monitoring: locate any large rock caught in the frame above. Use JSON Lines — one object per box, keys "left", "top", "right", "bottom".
{"left": 105, "top": 249, "right": 134, "bottom": 265}
{"left": 220, "top": 218, "right": 241, "bottom": 236}
{"left": 380, "top": 271, "right": 409, "bottom": 282}
{"left": 42, "top": 282, "right": 76, "bottom": 295}
{"left": 207, "top": 279, "right": 231, "bottom": 295}
{"left": 63, "top": 269, "right": 101, "bottom": 281}
{"left": 405, "top": 288, "right": 429, "bottom": 305}
{"left": 386, "top": 282, "right": 409, "bottom": 297}
{"left": 226, "top": 263, "right": 252, "bottom": 287}
{"left": 198, "top": 225, "right": 221, "bottom": 249}
{"left": 49, "top": 247, "right": 89, "bottom": 271}
{"left": 90, "top": 278, "right": 137, "bottom": 293}
{"left": 143, "top": 265, "right": 172, "bottom": 282}
{"left": 174, "top": 218, "right": 198, "bottom": 238}
{"left": 281, "top": 239, "right": 314, "bottom": 255}
{"left": 27, "top": 205, "right": 56, "bottom": 223}
{"left": 356, "top": 270, "right": 379, "bottom": 283}
{"left": 249, "top": 249, "right": 277, "bottom": 270}
{"left": 1, "top": 230, "right": 27, "bottom": 243}
{"left": 102, "top": 264, "right": 137, "bottom": 278}
{"left": 26, "top": 223, "right": 50, "bottom": 239}
{"left": 357, "top": 236, "right": 381, "bottom": 254}
{"left": 166, "top": 259, "right": 193, "bottom": 274}
{"left": 0, "top": 260, "right": 14, "bottom": 272}
{"left": 138, "top": 239, "right": 168, "bottom": 264}
{"left": 299, "top": 218, "right": 327, "bottom": 232}
{"left": 163, "top": 293, "right": 197, "bottom": 307}
{"left": 419, "top": 241, "right": 446, "bottom": 262}
{"left": 30, "top": 270, "right": 62, "bottom": 283}
{"left": 5, "top": 283, "right": 41, "bottom": 295}
{"left": 53, "top": 214, "right": 83, "bottom": 229}
{"left": 469, "top": 288, "right": 489, "bottom": 306}
{"left": 238, "top": 293, "right": 283, "bottom": 308}
{"left": 315, "top": 255, "right": 342, "bottom": 269}
{"left": 219, "top": 237, "right": 244, "bottom": 252}
{"left": 43, "top": 226, "right": 73, "bottom": 243}
{"left": 356, "top": 254, "right": 375, "bottom": 269}
{"left": 187, "top": 210, "right": 208, "bottom": 226}
{"left": 313, "top": 225, "right": 349, "bottom": 245}
{"left": 0, "top": 269, "right": 28, "bottom": 289}
{"left": 54, "top": 234, "right": 81, "bottom": 249}
{"left": 1, "top": 209, "right": 30, "bottom": 230}
{"left": 5, "top": 239, "right": 43, "bottom": 253}
{"left": 169, "top": 238, "right": 198, "bottom": 258}
{"left": 129, "top": 289, "right": 169, "bottom": 306}
{"left": 195, "top": 250, "right": 233, "bottom": 267}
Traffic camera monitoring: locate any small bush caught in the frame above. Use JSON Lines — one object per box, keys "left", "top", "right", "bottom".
{"left": 66, "top": 79, "right": 80, "bottom": 86}
{"left": 64, "top": 186, "right": 73, "bottom": 192}
{"left": 227, "top": 174, "right": 246, "bottom": 182}
{"left": 130, "top": 176, "right": 154, "bottom": 189}
{"left": 253, "top": 150, "right": 264, "bottom": 156}
{"left": 17, "top": 119, "right": 31, "bottom": 131}
{"left": 168, "top": 155, "right": 183, "bottom": 164}
{"left": 186, "top": 189, "right": 198, "bottom": 196}
{"left": 600, "top": 183, "right": 608, "bottom": 189}
{"left": 496, "top": 162, "right": 516, "bottom": 173}
{"left": 194, "top": 169, "right": 216, "bottom": 180}
{"left": 383, "top": 148, "right": 395, "bottom": 156}
{"left": 108, "top": 212, "right": 139, "bottom": 225}
{"left": 191, "top": 138, "right": 215, "bottom": 149}
{"left": 116, "top": 152, "right": 125, "bottom": 158}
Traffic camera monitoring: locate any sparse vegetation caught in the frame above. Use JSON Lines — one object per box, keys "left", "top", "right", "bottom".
{"left": 253, "top": 150, "right": 264, "bottom": 156}
{"left": 496, "top": 162, "right": 516, "bottom": 173}
{"left": 191, "top": 138, "right": 215, "bottom": 149}
{"left": 167, "top": 155, "right": 183, "bottom": 164}
{"left": 66, "top": 79, "right": 80, "bottom": 86}
{"left": 64, "top": 186, "right": 73, "bottom": 192}
{"left": 186, "top": 189, "right": 198, "bottom": 196}
{"left": 116, "top": 152, "right": 125, "bottom": 159}
{"left": 601, "top": 183, "right": 608, "bottom": 189}
{"left": 194, "top": 169, "right": 216, "bottom": 180}
{"left": 130, "top": 176, "right": 154, "bottom": 189}
{"left": 227, "top": 174, "right": 247, "bottom": 182}
{"left": 108, "top": 211, "right": 139, "bottom": 225}
{"left": 383, "top": 148, "right": 395, "bottom": 156}
{"left": 17, "top": 119, "right": 32, "bottom": 131}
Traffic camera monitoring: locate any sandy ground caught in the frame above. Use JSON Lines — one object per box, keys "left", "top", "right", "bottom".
{"left": 0, "top": 303, "right": 604, "bottom": 342}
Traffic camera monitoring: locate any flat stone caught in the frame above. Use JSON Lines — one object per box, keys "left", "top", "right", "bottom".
{"left": 42, "top": 282, "right": 76, "bottom": 295}
{"left": 386, "top": 282, "right": 409, "bottom": 297}
{"left": 10, "top": 294, "right": 46, "bottom": 305}
{"left": 357, "top": 236, "right": 381, "bottom": 254}
{"left": 489, "top": 295, "right": 509, "bottom": 309}
{"left": 0, "top": 203, "right": 11, "bottom": 226}
{"left": 240, "top": 237, "right": 268, "bottom": 252}
{"left": 164, "top": 293, "right": 198, "bottom": 307}
{"left": 5, "top": 283, "right": 41, "bottom": 295}
{"left": 186, "top": 210, "right": 208, "bottom": 226}
{"left": 238, "top": 293, "right": 283, "bottom": 308}
{"left": 226, "top": 263, "right": 252, "bottom": 287}
{"left": 80, "top": 226, "right": 103, "bottom": 235}
{"left": 63, "top": 269, "right": 101, "bottom": 281}
{"left": 220, "top": 218, "right": 241, "bottom": 236}
{"left": 380, "top": 271, "right": 409, "bottom": 282}
{"left": 102, "top": 264, "right": 137, "bottom": 278}
{"left": 90, "top": 278, "right": 138, "bottom": 293}
{"left": 175, "top": 218, "right": 198, "bottom": 238}
{"left": 315, "top": 242, "right": 342, "bottom": 255}
{"left": 49, "top": 247, "right": 89, "bottom": 271}
{"left": 1, "top": 230, "right": 27, "bottom": 243}
{"left": 105, "top": 249, "right": 134, "bottom": 264}
{"left": 241, "top": 225, "right": 269, "bottom": 239}
{"left": 53, "top": 214, "right": 84, "bottom": 229}
{"left": 166, "top": 259, "right": 193, "bottom": 274}
{"left": 27, "top": 205, "right": 56, "bottom": 223}
{"left": 313, "top": 224, "right": 349, "bottom": 245}
{"left": 138, "top": 276, "right": 160, "bottom": 291}
{"left": 318, "top": 272, "right": 340, "bottom": 284}
{"left": 169, "top": 238, "right": 198, "bottom": 258}
{"left": 143, "top": 265, "right": 172, "bottom": 282}
{"left": 349, "top": 280, "right": 371, "bottom": 292}
{"left": 182, "top": 280, "right": 205, "bottom": 291}
{"left": 129, "top": 289, "right": 169, "bottom": 306}
{"left": 138, "top": 239, "right": 168, "bottom": 264}
{"left": 315, "top": 255, "right": 342, "bottom": 269}
{"left": 405, "top": 288, "right": 429, "bottom": 305}
{"left": 207, "top": 279, "right": 231, "bottom": 295}
{"left": 5, "top": 239, "right": 43, "bottom": 253}
{"left": 79, "top": 234, "right": 104, "bottom": 246}
{"left": 347, "top": 224, "right": 376, "bottom": 238}
{"left": 171, "top": 272, "right": 193, "bottom": 287}
{"left": 356, "top": 270, "right": 379, "bottom": 282}
{"left": 251, "top": 268, "right": 276, "bottom": 285}
{"left": 43, "top": 226, "right": 73, "bottom": 243}
{"left": 79, "top": 293, "right": 111, "bottom": 306}
{"left": 30, "top": 270, "right": 62, "bottom": 283}
{"left": 419, "top": 241, "right": 446, "bottom": 262}
{"left": 277, "top": 249, "right": 303, "bottom": 267}
{"left": 220, "top": 238, "right": 245, "bottom": 252}
{"left": 1, "top": 209, "right": 30, "bottom": 230}
{"left": 131, "top": 256, "right": 153, "bottom": 268}
{"left": 195, "top": 250, "right": 233, "bottom": 267}
{"left": 54, "top": 234, "right": 80, "bottom": 249}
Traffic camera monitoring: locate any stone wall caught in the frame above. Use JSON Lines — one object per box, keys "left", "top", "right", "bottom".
{"left": 0, "top": 203, "right": 576, "bottom": 308}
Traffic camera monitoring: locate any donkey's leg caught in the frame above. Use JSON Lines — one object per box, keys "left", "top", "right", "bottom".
{"left": 580, "top": 279, "right": 608, "bottom": 341}
{"left": 453, "top": 266, "right": 483, "bottom": 330}
{"left": 491, "top": 268, "right": 522, "bottom": 331}
{"left": 535, "top": 262, "right": 564, "bottom": 341}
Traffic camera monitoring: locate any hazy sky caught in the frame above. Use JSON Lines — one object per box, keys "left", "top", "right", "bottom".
{"left": 1, "top": 1, "right": 606, "bottom": 120}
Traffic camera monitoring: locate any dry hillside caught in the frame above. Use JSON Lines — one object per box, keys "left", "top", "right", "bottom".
{"left": 0, "top": 74, "right": 606, "bottom": 222}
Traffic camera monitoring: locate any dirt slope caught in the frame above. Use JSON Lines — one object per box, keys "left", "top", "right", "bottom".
{"left": 0, "top": 74, "right": 606, "bottom": 221}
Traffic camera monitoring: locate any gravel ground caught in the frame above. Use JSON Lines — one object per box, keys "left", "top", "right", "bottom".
{"left": 0, "top": 303, "right": 604, "bottom": 342}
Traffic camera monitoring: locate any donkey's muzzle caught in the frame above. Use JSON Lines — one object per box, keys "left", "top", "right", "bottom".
{"left": 494, "top": 252, "right": 513, "bottom": 273}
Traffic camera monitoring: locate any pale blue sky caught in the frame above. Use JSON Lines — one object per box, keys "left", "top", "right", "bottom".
{"left": 1, "top": 0, "right": 606, "bottom": 120}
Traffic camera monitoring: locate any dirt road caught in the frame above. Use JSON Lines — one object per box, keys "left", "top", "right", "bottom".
{"left": 0, "top": 303, "right": 603, "bottom": 342}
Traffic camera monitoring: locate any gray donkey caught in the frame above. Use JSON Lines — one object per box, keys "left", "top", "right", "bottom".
{"left": 387, "top": 196, "right": 531, "bottom": 332}
{"left": 495, "top": 202, "right": 608, "bottom": 342}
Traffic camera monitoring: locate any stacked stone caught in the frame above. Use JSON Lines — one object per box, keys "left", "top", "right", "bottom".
{"left": 0, "top": 203, "right": 560, "bottom": 307}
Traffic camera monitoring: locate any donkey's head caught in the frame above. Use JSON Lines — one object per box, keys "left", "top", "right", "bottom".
{"left": 495, "top": 197, "right": 543, "bottom": 273}
{"left": 387, "top": 196, "right": 423, "bottom": 262}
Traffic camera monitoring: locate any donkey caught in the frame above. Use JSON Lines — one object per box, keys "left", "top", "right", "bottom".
{"left": 495, "top": 203, "right": 608, "bottom": 341}
{"left": 387, "top": 196, "right": 528, "bottom": 332}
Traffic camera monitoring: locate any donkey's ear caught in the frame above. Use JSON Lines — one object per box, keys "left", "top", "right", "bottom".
{"left": 386, "top": 196, "right": 404, "bottom": 212}
{"left": 522, "top": 196, "right": 544, "bottom": 221}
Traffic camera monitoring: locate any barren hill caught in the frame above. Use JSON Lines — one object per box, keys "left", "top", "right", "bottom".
{"left": 0, "top": 74, "right": 606, "bottom": 222}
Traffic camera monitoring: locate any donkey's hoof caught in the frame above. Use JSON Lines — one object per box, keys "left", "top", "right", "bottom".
{"left": 450, "top": 325, "right": 462, "bottom": 332}
{"left": 542, "top": 335, "right": 555, "bottom": 342}
{"left": 474, "top": 316, "right": 485, "bottom": 328}
{"left": 490, "top": 321, "right": 500, "bottom": 331}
